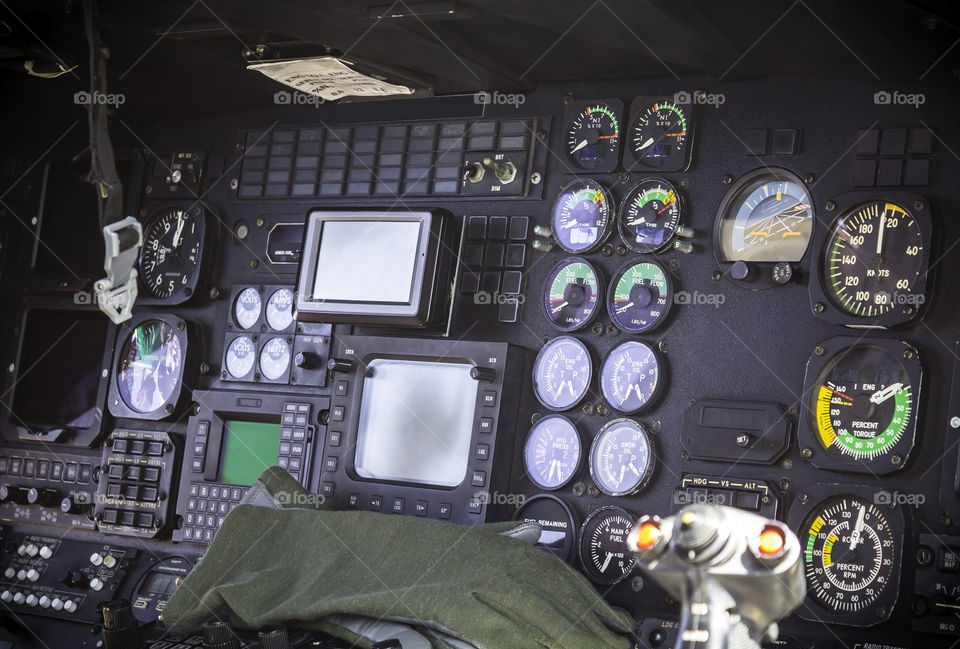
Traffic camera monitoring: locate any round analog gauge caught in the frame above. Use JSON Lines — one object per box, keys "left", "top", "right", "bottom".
{"left": 225, "top": 335, "right": 257, "bottom": 379}
{"left": 822, "top": 201, "right": 926, "bottom": 318}
{"left": 259, "top": 337, "right": 291, "bottom": 381}
{"left": 532, "top": 337, "right": 592, "bottom": 411}
{"left": 542, "top": 258, "right": 603, "bottom": 332}
{"left": 628, "top": 100, "right": 690, "bottom": 170}
{"left": 139, "top": 207, "right": 203, "bottom": 299}
{"left": 802, "top": 496, "right": 896, "bottom": 613}
{"left": 716, "top": 169, "right": 814, "bottom": 262}
{"left": 589, "top": 418, "right": 655, "bottom": 496}
{"left": 566, "top": 103, "right": 621, "bottom": 171}
{"left": 117, "top": 320, "right": 183, "bottom": 414}
{"left": 523, "top": 415, "right": 582, "bottom": 491}
{"left": 578, "top": 507, "right": 638, "bottom": 585}
{"left": 233, "top": 287, "right": 261, "bottom": 330}
{"left": 600, "top": 341, "right": 663, "bottom": 414}
{"left": 606, "top": 260, "right": 673, "bottom": 334}
{"left": 810, "top": 344, "right": 915, "bottom": 463}
{"left": 266, "top": 288, "right": 295, "bottom": 331}
{"left": 551, "top": 179, "right": 614, "bottom": 253}
{"left": 618, "top": 178, "right": 682, "bottom": 253}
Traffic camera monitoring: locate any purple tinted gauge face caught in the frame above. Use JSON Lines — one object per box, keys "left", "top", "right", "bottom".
{"left": 533, "top": 336, "right": 592, "bottom": 410}
{"left": 117, "top": 320, "right": 182, "bottom": 414}
{"left": 600, "top": 341, "right": 661, "bottom": 414}
{"left": 589, "top": 419, "right": 653, "bottom": 497}
{"left": 523, "top": 416, "right": 582, "bottom": 490}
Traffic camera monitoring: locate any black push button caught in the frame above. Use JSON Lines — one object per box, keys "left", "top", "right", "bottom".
{"left": 475, "top": 444, "right": 490, "bottom": 460}
{"left": 414, "top": 501, "right": 428, "bottom": 516}
{"left": 438, "top": 503, "right": 452, "bottom": 519}
{"left": 479, "top": 417, "right": 493, "bottom": 434}
{"left": 471, "top": 471, "right": 486, "bottom": 487}
{"left": 877, "top": 159, "right": 903, "bottom": 186}
{"left": 482, "top": 391, "right": 497, "bottom": 407}
{"left": 743, "top": 129, "right": 768, "bottom": 155}
{"left": 771, "top": 128, "right": 798, "bottom": 155}
{"left": 852, "top": 159, "right": 876, "bottom": 187}
{"left": 392, "top": 498, "right": 405, "bottom": 514}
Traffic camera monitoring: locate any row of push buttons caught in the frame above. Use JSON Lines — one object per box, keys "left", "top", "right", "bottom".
{"left": 0, "top": 456, "right": 91, "bottom": 484}
{"left": 182, "top": 484, "right": 248, "bottom": 543}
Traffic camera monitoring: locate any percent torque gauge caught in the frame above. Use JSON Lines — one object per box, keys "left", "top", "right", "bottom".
{"left": 818, "top": 200, "right": 930, "bottom": 324}
{"left": 798, "top": 337, "right": 920, "bottom": 474}
{"left": 600, "top": 341, "right": 663, "bottom": 414}
{"left": 627, "top": 99, "right": 691, "bottom": 171}
{"left": 532, "top": 337, "right": 592, "bottom": 411}
{"left": 542, "top": 258, "right": 602, "bottom": 332}
{"left": 551, "top": 179, "right": 614, "bottom": 253}
{"left": 578, "top": 506, "right": 638, "bottom": 584}
{"left": 606, "top": 260, "right": 674, "bottom": 334}
{"left": 619, "top": 178, "right": 684, "bottom": 253}
{"left": 589, "top": 418, "right": 655, "bottom": 496}
{"left": 791, "top": 490, "right": 903, "bottom": 627}
{"left": 565, "top": 100, "right": 622, "bottom": 172}
{"left": 523, "top": 415, "right": 582, "bottom": 490}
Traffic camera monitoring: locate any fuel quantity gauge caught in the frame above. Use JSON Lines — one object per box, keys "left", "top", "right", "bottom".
{"left": 542, "top": 258, "right": 602, "bottom": 332}
{"left": 578, "top": 506, "right": 639, "bottom": 584}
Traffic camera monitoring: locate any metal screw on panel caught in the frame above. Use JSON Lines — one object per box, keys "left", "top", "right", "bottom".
{"left": 630, "top": 576, "right": 644, "bottom": 592}
{"left": 586, "top": 485, "right": 599, "bottom": 497}
{"left": 658, "top": 340, "right": 668, "bottom": 353}
{"left": 722, "top": 174, "right": 733, "bottom": 184}
{"left": 530, "top": 413, "right": 541, "bottom": 424}
{"left": 165, "top": 404, "right": 174, "bottom": 414}
{"left": 782, "top": 459, "right": 792, "bottom": 470}
{"left": 876, "top": 606, "right": 887, "bottom": 618}
{"left": 813, "top": 302, "right": 825, "bottom": 313}
{"left": 916, "top": 547, "right": 933, "bottom": 566}
{"left": 904, "top": 305, "right": 916, "bottom": 316}
{"left": 950, "top": 416, "right": 960, "bottom": 429}
{"left": 804, "top": 173, "right": 815, "bottom": 184}
{"left": 778, "top": 479, "right": 791, "bottom": 492}
{"left": 530, "top": 172, "right": 542, "bottom": 185}
{"left": 536, "top": 131, "right": 547, "bottom": 141}
{"left": 903, "top": 348, "right": 916, "bottom": 360}
{"left": 825, "top": 200, "right": 836, "bottom": 211}
{"left": 250, "top": 260, "right": 259, "bottom": 269}
{"left": 199, "top": 363, "right": 211, "bottom": 375}
{"left": 210, "top": 287, "right": 223, "bottom": 299}
{"left": 592, "top": 322, "right": 605, "bottom": 336}
{"left": 618, "top": 172, "right": 630, "bottom": 184}
{"left": 762, "top": 496, "right": 771, "bottom": 505}
{"left": 562, "top": 94, "right": 574, "bottom": 104}
{"left": 801, "top": 448, "right": 813, "bottom": 458}
{"left": 101, "top": 369, "right": 108, "bottom": 378}
{"left": 572, "top": 482, "right": 585, "bottom": 497}
{"left": 680, "top": 450, "right": 689, "bottom": 460}
{"left": 596, "top": 404, "right": 610, "bottom": 417}
{"left": 607, "top": 324, "right": 619, "bottom": 336}
{"left": 669, "top": 258, "right": 680, "bottom": 271}
{"left": 145, "top": 185, "right": 153, "bottom": 194}
{"left": 814, "top": 345, "right": 825, "bottom": 356}
{"left": 891, "top": 454, "right": 902, "bottom": 465}
{"left": 582, "top": 403, "right": 593, "bottom": 415}
{"left": 915, "top": 200, "right": 926, "bottom": 211}
{"left": 711, "top": 271, "right": 722, "bottom": 281}
{"left": 256, "top": 218, "right": 265, "bottom": 228}
{"left": 601, "top": 244, "right": 613, "bottom": 257}
{"left": 798, "top": 493, "right": 808, "bottom": 504}
{"left": 616, "top": 245, "right": 627, "bottom": 256}
{"left": 230, "top": 179, "right": 239, "bottom": 190}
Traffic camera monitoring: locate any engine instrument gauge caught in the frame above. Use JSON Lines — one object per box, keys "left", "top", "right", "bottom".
{"left": 618, "top": 178, "right": 682, "bottom": 253}
{"left": 225, "top": 335, "right": 257, "bottom": 379}
{"left": 116, "top": 319, "right": 184, "bottom": 416}
{"left": 266, "top": 288, "right": 295, "bottom": 331}
{"left": 233, "top": 287, "right": 261, "bottom": 330}
{"left": 715, "top": 168, "right": 813, "bottom": 263}
{"left": 139, "top": 206, "right": 204, "bottom": 301}
{"left": 578, "top": 506, "right": 638, "bottom": 584}
{"left": 259, "top": 337, "right": 291, "bottom": 381}
{"left": 801, "top": 496, "right": 897, "bottom": 617}
{"left": 523, "top": 415, "right": 582, "bottom": 490}
{"left": 821, "top": 201, "right": 927, "bottom": 319}
{"left": 600, "top": 341, "right": 663, "bottom": 414}
{"left": 799, "top": 337, "right": 920, "bottom": 473}
{"left": 589, "top": 418, "right": 655, "bottom": 496}
{"left": 606, "top": 260, "right": 673, "bottom": 334}
{"left": 532, "top": 337, "right": 592, "bottom": 411}
{"left": 627, "top": 100, "right": 691, "bottom": 171}
{"left": 565, "top": 101, "right": 621, "bottom": 172}
{"left": 551, "top": 179, "right": 614, "bottom": 253}
{"left": 542, "top": 258, "right": 602, "bottom": 332}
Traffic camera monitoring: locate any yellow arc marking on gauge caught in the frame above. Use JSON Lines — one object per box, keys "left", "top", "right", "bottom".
{"left": 815, "top": 386, "right": 839, "bottom": 447}
{"left": 782, "top": 231, "right": 801, "bottom": 237}
{"left": 810, "top": 517, "right": 824, "bottom": 534}
{"left": 823, "top": 532, "right": 838, "bottom": 567}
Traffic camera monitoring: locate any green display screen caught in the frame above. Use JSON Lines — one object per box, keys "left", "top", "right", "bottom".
{"left": 218, "top": 420, "right": 282, "bottom": 486}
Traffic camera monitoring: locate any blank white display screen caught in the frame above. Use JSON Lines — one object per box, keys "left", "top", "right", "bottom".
{"left": 355, "top": 359, "right": 478, "bottom": 487}
{"left": 312, "top": 220, "right": 422, "bottom": 303}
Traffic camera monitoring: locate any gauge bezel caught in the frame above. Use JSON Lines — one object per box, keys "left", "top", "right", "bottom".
{"left": 541, "top": 257, "right": 604, "bottom": 332}
{"left": 787, "top": 483, "right": 904, "bottom": 627}
{"left": 808, "top": 192, "right": 933, "bottom": 328}
{"left": 797, "top": 335, "right": 921, "bottom": 474}
{"left": 577, "top": 505, "right": 640, "bottom": 585}
{"left": 588, "top": 418, "right": 656, "bottom": 496}
{"left": 136, "top": 203, "right": 211, "bottom": 306}
{"left": 531, "top": 336, "right": 593, "bottom": 411}
{"left": 599, "top": 340, "right": 665, "bottom": 414}
{"left": 232, "top": 286, "right": 263, "bottom": 330}
{"left": 523, "top": 414, "right": 583, "bottom": 491}
{"left": 605, "top": 259, "right": 674, "bottom": 334}
{"left": 625, "top": 96, "right": 694, "bottom": 172}
{"left": 550, "top": 179, "right": 615, "bottom": 254}
{"left": 223, "top": 334, "right": 258, "bottom": 381}
{"left": 108, "top": 313, "right": 193, "bottom": 420}
{"left": 258, "top": 335, "right": 294, "bottom": 384}
{"left": 562, "top": 98, "right": 623, "bottom": 173}
{"left": 713, "top": 167, "right": 815, "bottom": 271}
{"left": 617, "top": 177, "right": 684, "bottom": 254}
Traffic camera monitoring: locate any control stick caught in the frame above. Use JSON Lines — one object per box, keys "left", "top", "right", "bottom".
{"left": 626, "top": 504, "right": 805, "bottom": 649}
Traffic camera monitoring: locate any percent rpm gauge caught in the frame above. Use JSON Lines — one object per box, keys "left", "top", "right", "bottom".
{"left": 523, "top": 415, "right": 582, "bottom": 490}
{"left": 551, "top": 179, "right": 614, "bottom": 253}
{"left": 542, "top": 258, "right": 602, "bottom": 332}
{"left": 600, "top": 341, "right": 663, "bottom": 414}
{"left": 532, "top": 336, "right": 592, "bottom": 411}
{"left": 606, "top": 260, "right": 674, "bottom": 334}
{"left": 821, "top": 201, "right": 928, "bottom": 319}
{"left": 799, "top": 337, "right": 920, "bottom": 473}
{"left": 589, "top": 419, "right": 655, "bottom": 496}
{"left": 565, "top": 100, "right": 622, "bottom": 172}
{"left": 619, "top": 178, "right": 683, "bottom": 253}
{"left": 627, "top": 100, "right": 691, "bottom": 171}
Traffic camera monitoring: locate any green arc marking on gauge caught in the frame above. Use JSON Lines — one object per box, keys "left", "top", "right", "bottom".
{"left": 587, "top": 105, "right": 620, "bottom": 133}
{"left": 652, "top": 102, "right": 687, "bottom": 132}
{"left": 825, "top": 387, "right": 910, "bottom": 459}
{"left": 613, "top": 263, "right": 667, "bottom": 302}
{"left": 549, "top": 262, "right": 597, "bottom": 300}
{"left": 632, "top": 187, "right": 674, "bottom": 209}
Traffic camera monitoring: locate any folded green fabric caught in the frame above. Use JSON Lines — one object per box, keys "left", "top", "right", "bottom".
{"left": 164, "top": 467, "right": 633, "bottom": 649}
